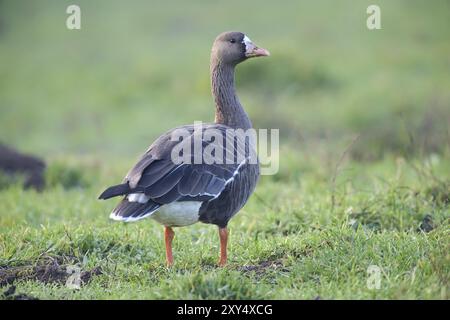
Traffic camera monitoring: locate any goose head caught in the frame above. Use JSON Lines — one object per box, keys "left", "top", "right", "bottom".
{"left": 211, "top": 31, "right": 270, "bottom": 66}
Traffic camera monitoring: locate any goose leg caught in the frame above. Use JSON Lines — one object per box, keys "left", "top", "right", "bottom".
{"left": 218, "top": 227, "right": 228, "bottom": 267}
{"left": 164, "top": 226, "right": 175, "bottom": 266}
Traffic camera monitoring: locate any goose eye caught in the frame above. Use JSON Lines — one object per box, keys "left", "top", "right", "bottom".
{"left": 229, "top": 39, "right": 236, "bottom": 44}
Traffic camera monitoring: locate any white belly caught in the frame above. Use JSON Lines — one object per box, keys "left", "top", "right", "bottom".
{"left": 151, "top": 201, "right": 202, "bottom": 227}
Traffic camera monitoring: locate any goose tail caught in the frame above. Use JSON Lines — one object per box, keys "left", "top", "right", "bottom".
{"left": 109, "top": 197, "right": 160, "bottom": 222}
{"left": 98, "top": 183, "right": 130, "bottom": 200}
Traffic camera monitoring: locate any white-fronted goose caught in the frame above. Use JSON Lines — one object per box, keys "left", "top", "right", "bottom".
{"left": 99, "top": 31, "right": 270, "bottom": 266}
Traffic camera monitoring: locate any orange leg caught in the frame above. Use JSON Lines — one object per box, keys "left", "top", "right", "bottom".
{"left": 218, "top": 227, "right": 228, "bottom": 267}
{"left": 164, "top": 226, "right": 175, "bottom": 267}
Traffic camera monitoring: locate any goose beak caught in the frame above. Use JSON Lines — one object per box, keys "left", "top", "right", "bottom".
{"left": 243, "top": 35, "right": 270, "bottom": 58}
{"left": 246, "top": 46, "right": 271, "bottom": 58}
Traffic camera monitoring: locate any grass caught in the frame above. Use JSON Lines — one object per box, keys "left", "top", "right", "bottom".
{"left": 0, "top": 154, "right": 448, "bottom": 299}
{"left": 0, "top": 0, "right": 449, "bottom": 299}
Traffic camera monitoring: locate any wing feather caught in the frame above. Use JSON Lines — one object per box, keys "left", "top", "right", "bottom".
{"left": 100, "top": 123, "right": 255, "bottom": 214}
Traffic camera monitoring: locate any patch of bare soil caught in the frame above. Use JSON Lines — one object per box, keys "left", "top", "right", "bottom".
{"left": 2, "top": 285, "right": 38, "bottom": 300}
{"left": 0, "top": 142, "right": 46, "bottom": 190}
{"left": 0, "top": 257, "right": 102, "bottom": 288}
{"left": 238, "top": 259, "right": 289, "bottom": 277}
{"left": 417, "top": 214, "right": 436, "bottom": 233}
{"left": 237, "top": 246, "right": 320, "bottom": 280}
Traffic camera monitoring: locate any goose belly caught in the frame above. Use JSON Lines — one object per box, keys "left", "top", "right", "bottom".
{"left": 151, "top": 201, "right": 202, "bottom": 227}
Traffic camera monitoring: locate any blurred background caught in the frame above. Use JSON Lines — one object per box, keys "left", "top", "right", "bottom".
{"left": 0, "top": 0, "right": 449, "bottom": 172}
{"left": 1, "top": 1, "right": 449, "bottom": 300}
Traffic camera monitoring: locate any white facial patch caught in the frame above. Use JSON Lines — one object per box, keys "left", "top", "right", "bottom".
{"left": 242, "top": 35, "right": 253, "bottom": 51}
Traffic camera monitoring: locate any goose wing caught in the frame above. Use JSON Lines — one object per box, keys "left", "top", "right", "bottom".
{"left": 99, "top": 124, "right": 254, "bottom": 220}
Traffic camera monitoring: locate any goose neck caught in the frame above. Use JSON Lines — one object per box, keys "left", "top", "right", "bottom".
{"left": 210, "top": 61, "right": 252, "bottom": 129}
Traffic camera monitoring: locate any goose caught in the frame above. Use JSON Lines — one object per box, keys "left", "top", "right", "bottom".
{"left": 99, "top": 31, "right": 270, "bottom": 266}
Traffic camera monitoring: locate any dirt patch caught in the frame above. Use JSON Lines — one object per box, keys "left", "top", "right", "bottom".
{"left": 2, "top": 285, "right": 39, "bottom": 300}
{"left": 0, "top": 143, "right": 46, "bottom": 191}
{"left": 239, "top": 259, "right": 289, "bottom": 277}
{"left": 0, "top": 258, "right": 102, "bottom": 288}
{"left": 417, "top": 214, "right": 435, "bottom": 233}
{"left": 237, "top": 246, "right": 319, "bottom": 278}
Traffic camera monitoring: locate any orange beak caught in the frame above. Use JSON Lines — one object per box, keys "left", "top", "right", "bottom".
{"left": 246, "top": 45, "right": 271, "bottom": 57}
{"left": 243, "top": 36, "right": 270, "bottom": 58}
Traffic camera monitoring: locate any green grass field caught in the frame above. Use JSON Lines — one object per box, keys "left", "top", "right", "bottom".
{"left": 0, "top": 0, "right": 449, "bottom": 299}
